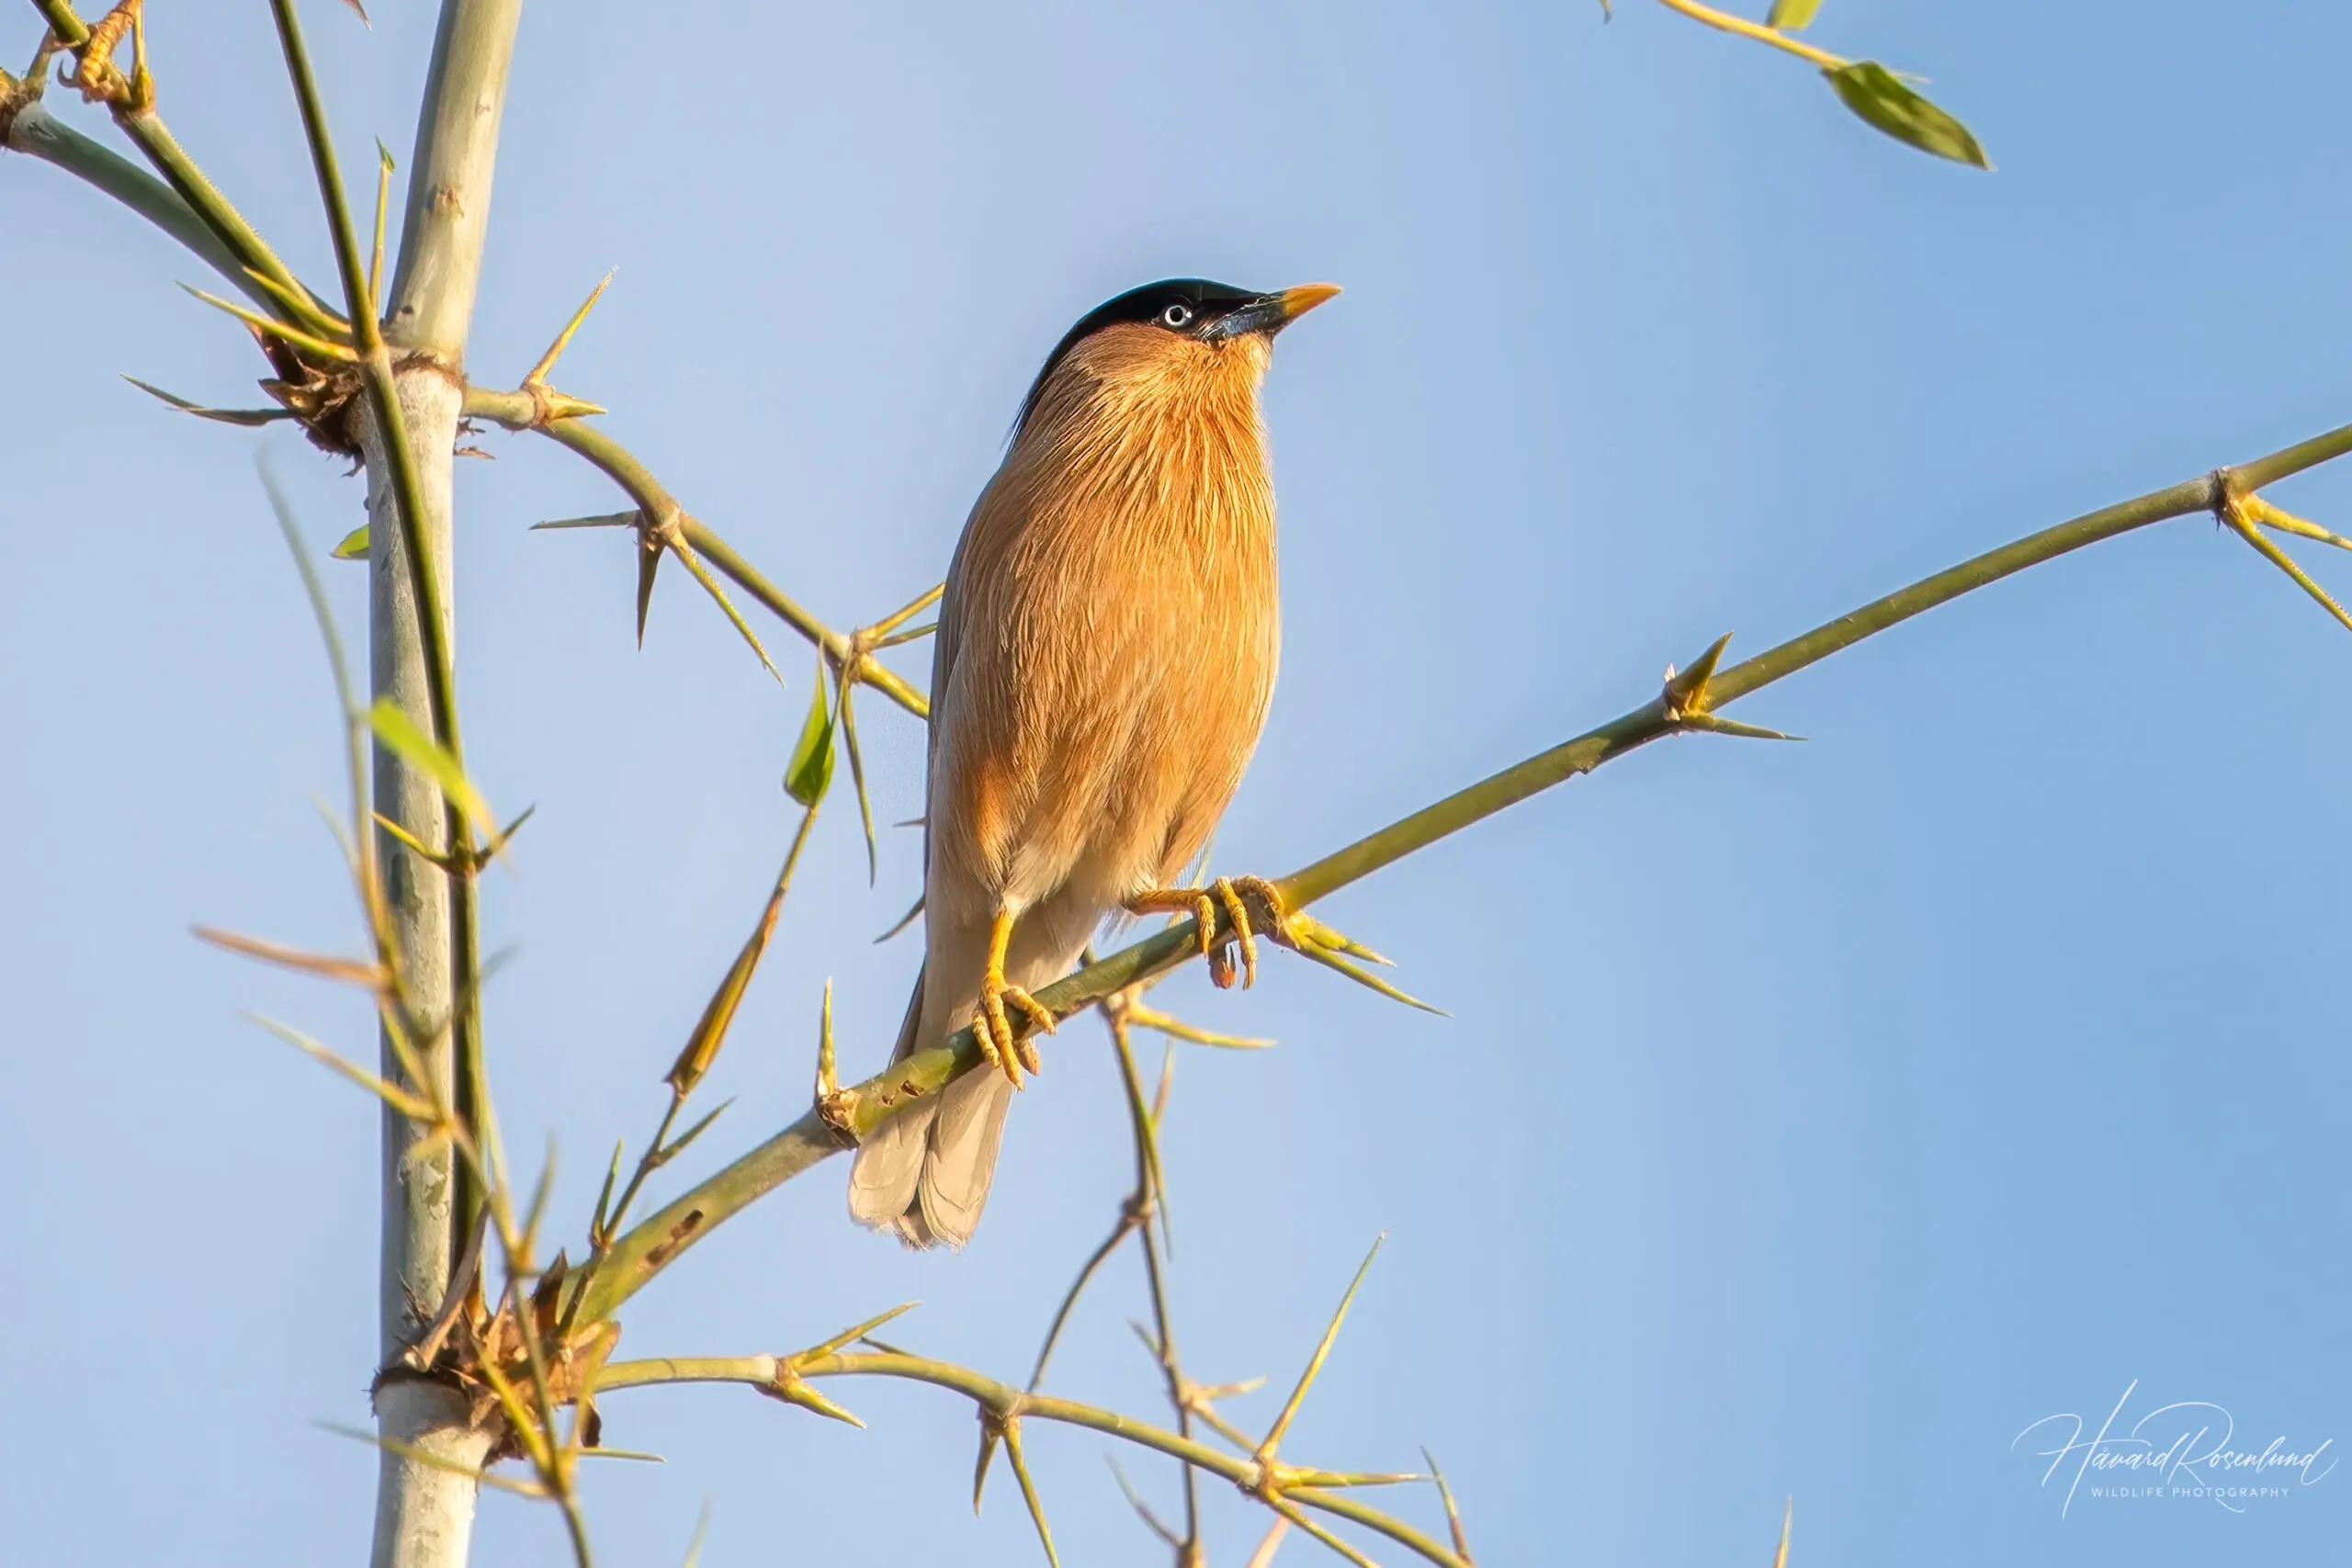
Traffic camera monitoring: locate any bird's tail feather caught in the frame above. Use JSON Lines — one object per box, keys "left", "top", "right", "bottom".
{"left": 845, "top": 963, "right": 934, "bottom": 1236}
{"left": 910, "top": 1067, "right": 1014, "bottom": 1247}
{"left": 842, "top": 944, "right": 1021, "bottom": 1250}
{"left": 845, "top": 908, "right": 1082, "bottom": 1248}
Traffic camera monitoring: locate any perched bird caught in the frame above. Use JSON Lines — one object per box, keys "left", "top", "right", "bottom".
{"left": 848, "top": 277, "right": 1339, "bottom": 1247}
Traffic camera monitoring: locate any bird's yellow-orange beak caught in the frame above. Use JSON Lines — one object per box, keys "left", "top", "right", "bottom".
{"left": 1273, "top": 282, "right": 1342, "bottom": 321}
{"left": 1204, "top": 283, "right": 1342, "bottom": 341}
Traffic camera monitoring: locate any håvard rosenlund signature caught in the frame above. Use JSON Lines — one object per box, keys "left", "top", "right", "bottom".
{"left": 2014, "top": 1379, "right": 2335, "bottom": 1517}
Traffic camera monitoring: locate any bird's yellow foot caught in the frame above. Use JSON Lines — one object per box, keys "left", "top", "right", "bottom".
{"left": 972, "top": 970, "right": 1057, "bottom": 1089}
{"left": 1125, "top": 874, "right": 1291, "bottom": 989}
{"left": 970, "top": 904, "right": 1057, "bottom": 1088}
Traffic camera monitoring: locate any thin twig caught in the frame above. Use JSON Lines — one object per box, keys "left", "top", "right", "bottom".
{"left": 1650, "top": 0, "right": 1843, "bottom": 69}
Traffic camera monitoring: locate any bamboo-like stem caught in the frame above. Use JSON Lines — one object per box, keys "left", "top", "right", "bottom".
{"left": 570, "top": 420, "right": 2352, "bottom": 1327}
{"left": 259, "top": 0, "right": 469, "bottom": 1337}
{"left": 594, "top": 1350, "right": 1467, "bottom": 1568}
{"left": 270, "top": 0, "right": 471, "bottom": 1280}
{"left": 384, "top": 0, "right": 521, "bottom": 362}
{"left": 266, "top": 2, "right": 520, "bottom": 1566}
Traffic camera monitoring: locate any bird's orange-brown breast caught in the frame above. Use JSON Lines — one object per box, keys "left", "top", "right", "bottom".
{"left": 930, "top": 321, "right": 1282, "bottom": 912}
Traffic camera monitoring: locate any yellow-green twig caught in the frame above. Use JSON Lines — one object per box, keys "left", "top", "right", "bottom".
{"left": 1651, "top": 0, "right": 1843, "bottom": 70}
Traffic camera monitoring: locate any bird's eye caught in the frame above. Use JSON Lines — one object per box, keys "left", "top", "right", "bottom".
{"left": 1159, "top": 302, "right": 1194, "bottom": 329}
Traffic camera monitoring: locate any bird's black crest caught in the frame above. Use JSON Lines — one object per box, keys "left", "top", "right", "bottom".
{"left": 1014, "top": 279, "right": 1261, "bottom": 436}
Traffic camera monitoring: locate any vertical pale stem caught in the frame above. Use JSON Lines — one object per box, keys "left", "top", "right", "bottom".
{"left": 370, "top": 1383, "right": 496, "bottom": 1568}
{"left": 365, "top": 367, "right": 465, "bottom": 1367}
{"left": 368, "top": 5, "right": 524, "bottom": 1568}
{"left": 366, "top": 348, "right": 484, "bottom": 1568}
{"left": 387, "top": 0, "right": 523, "bottom": 360}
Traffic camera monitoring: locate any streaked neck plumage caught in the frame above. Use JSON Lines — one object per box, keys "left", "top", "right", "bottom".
{"left": 1003, "top": 321, "right": 1277, "bottom": 546}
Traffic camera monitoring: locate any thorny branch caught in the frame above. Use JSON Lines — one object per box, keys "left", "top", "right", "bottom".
{"left": 596, "top": 1331, "right": 1459, "bottom": 1568}
{"left": 468, "top": 376, "right": 932, "bottom": 721}
{"left": 563, "top": 417, "right": 2352, "bottom": 1339}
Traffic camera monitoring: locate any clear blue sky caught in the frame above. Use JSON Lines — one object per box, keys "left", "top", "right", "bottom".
{"left": 5, "top": 2, "right": 2346, "bottom": 1563}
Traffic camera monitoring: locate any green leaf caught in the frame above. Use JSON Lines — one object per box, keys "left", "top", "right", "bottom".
{"left": 367, "top": 696, "right": 493, "bottom": 831}
{"left": 784, "top": 675, "right": 836, "bottom": 807}
{"left": 332, "top": 525, "right": 369, "bottom": 560}
{"left": 1766, "top": 0, "right": 1821, "bottom": 29}
{"left": 1823, "top": 62, "right": 1991, "bottom": 169}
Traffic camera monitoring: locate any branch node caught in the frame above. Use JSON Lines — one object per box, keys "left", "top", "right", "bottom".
{"left": 817, "top": 1088, "right": 862, "bottom": 1145}
{"left": 763, "top": 1361, "right": 865, "bottom": 1427}
{"left": 813, "top": 978, "right": 862, "bottom": 1144}
{"left": 0, "top": 35, "right": 59, "bottom": 139}
{"left": 2209, "top": 466, "right": 2239, "bottom": 517}
{"left": 1660, "top": 631, "right": 1802, "bottom": 741}
{"left": 1659, "top": 630, "right": 1735, "bottom": 722}
{"left": 521, "top": 377, "right": 605, "bottom": 428}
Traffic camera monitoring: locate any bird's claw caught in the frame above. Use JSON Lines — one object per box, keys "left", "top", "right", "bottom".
{"left": 974, "top": 979, "right": 1056, "bottom": 1089}
{"left": 1128, "top": 874, "right": 1291, "bottom": 990}
{"left": 1129, "top": 876, "right": 1439, "bottom": 1013}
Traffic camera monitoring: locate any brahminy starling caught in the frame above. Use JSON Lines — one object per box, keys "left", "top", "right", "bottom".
{"left": 848, "top": 278, "right": 1338, "bottom": 1247}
